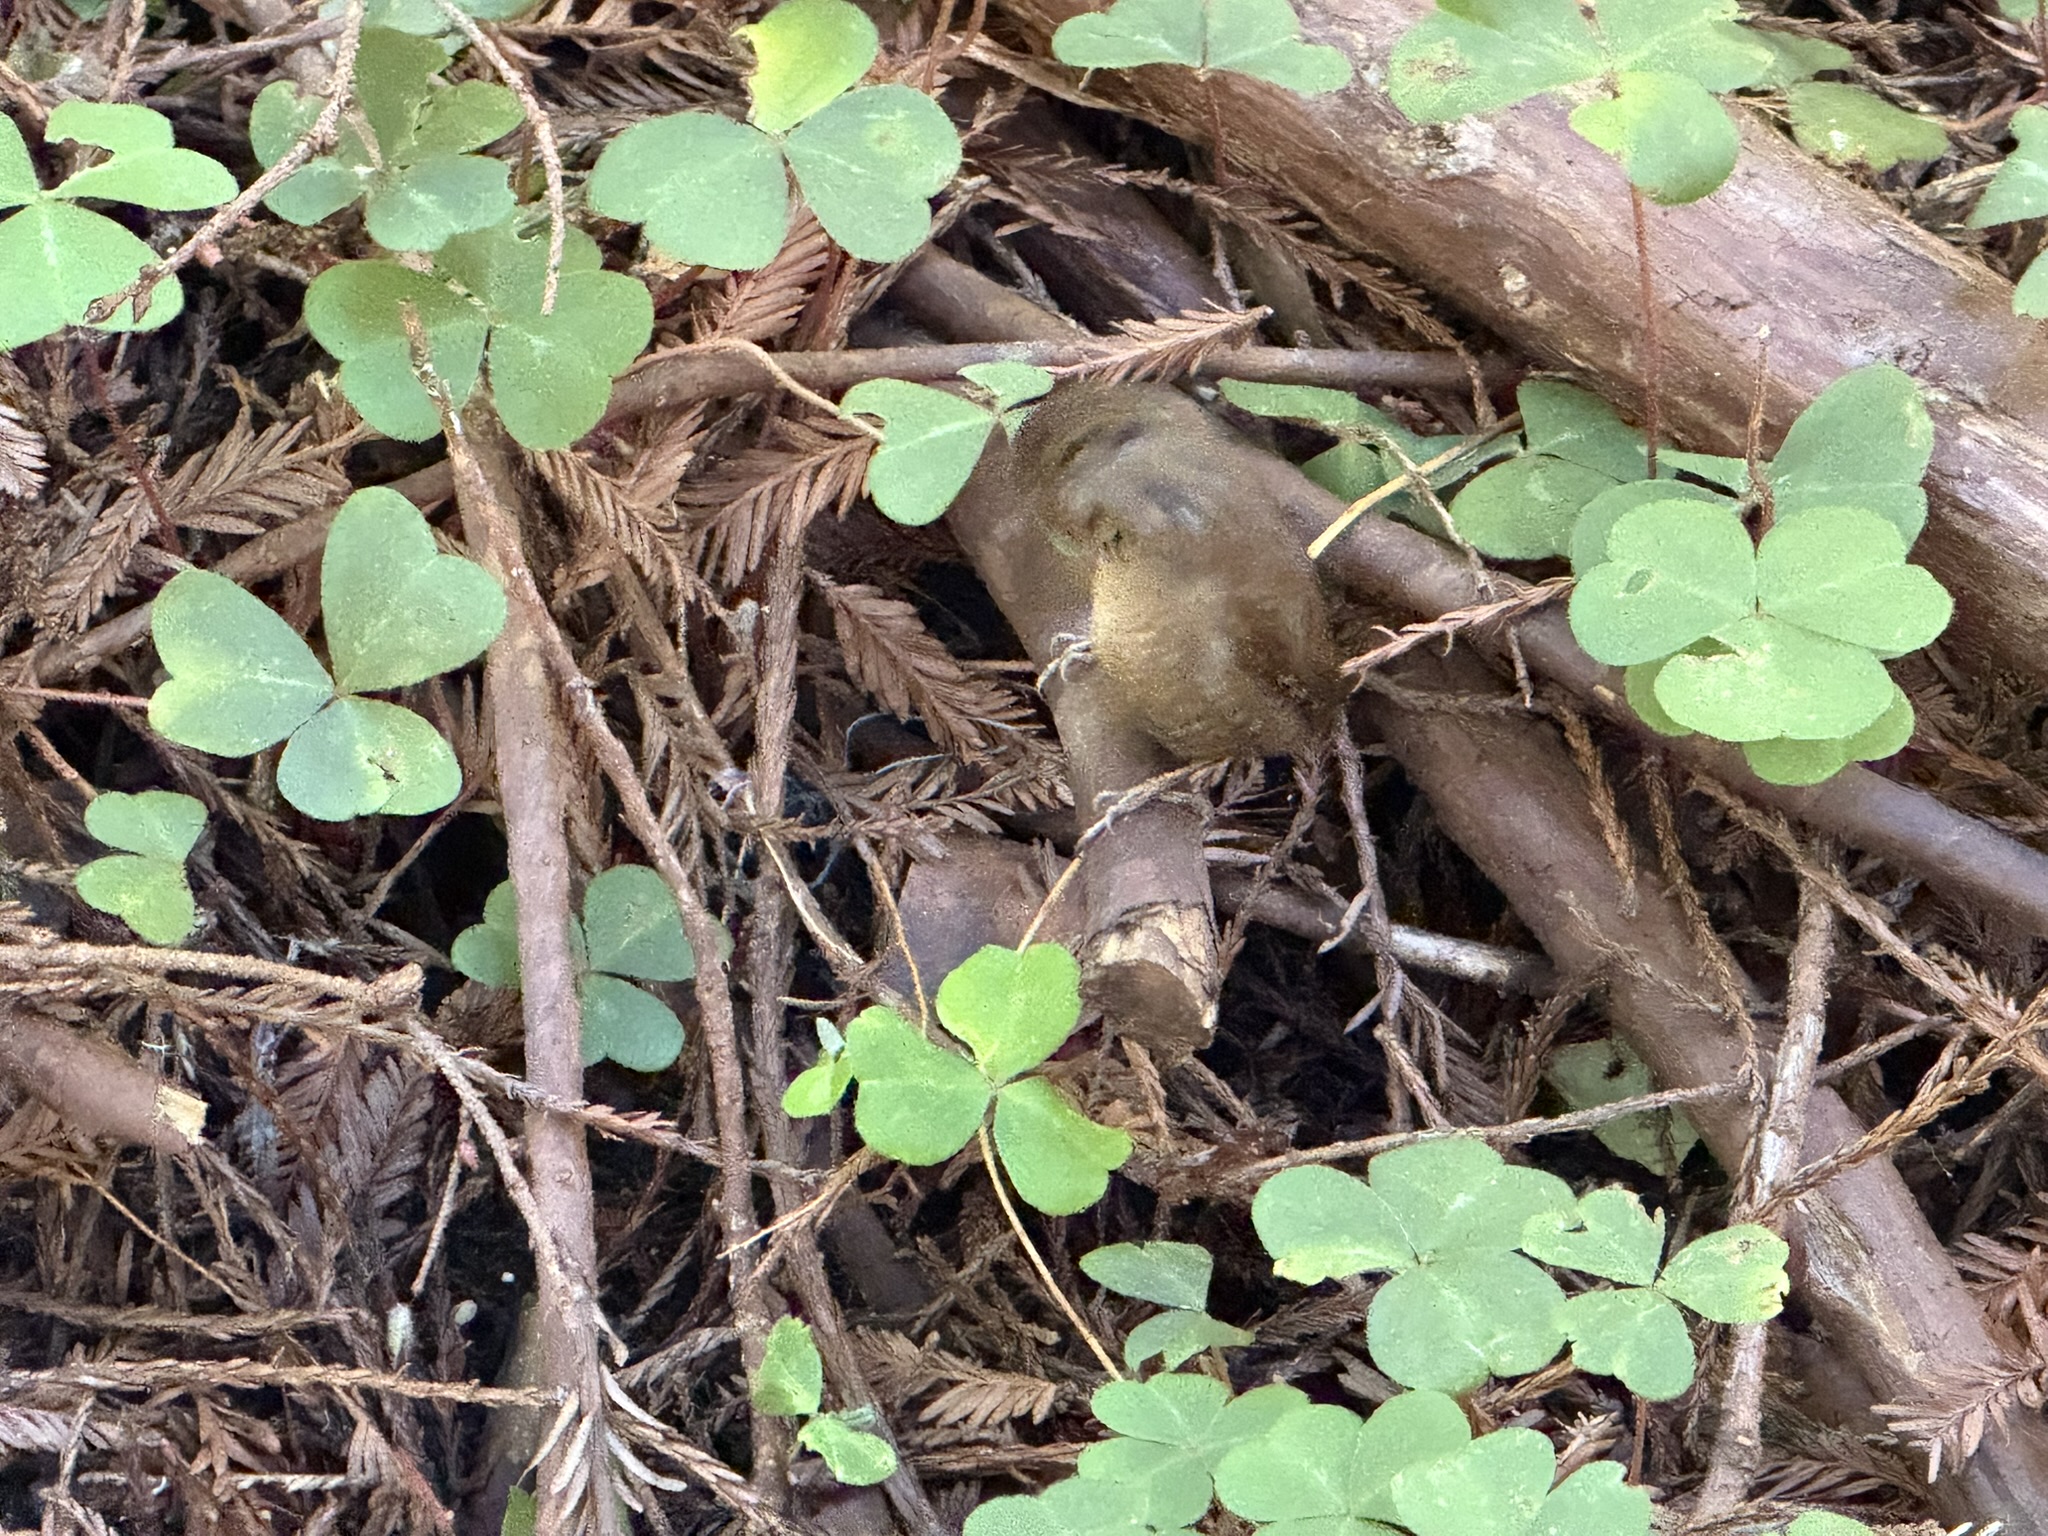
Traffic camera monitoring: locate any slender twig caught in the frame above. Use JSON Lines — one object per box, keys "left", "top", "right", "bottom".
{"left": 1629, "top": 185, "right": 1662, "bottom": 478}
{"left": 975, "top": 1126, "right": 1122, "bottom": 1378}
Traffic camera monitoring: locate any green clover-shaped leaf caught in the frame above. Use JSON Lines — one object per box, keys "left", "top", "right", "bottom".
{"left": 322, "top": 487, "right": 507, "bottom": 694}
{"left": 1085, "top": 1377, "right": 1309, "bottom": 1528}
{"left": 78, "top": 789, "right": 205, "bottom": 947}
{"left": 1788, "top": 82, "right": 1948, "bottom": 172}
{"left": 783, "top": 85, "right": 963, "bottom": 263}
{"left": 841, "top": 379, "right": 996, "bottom": 526}
{"left": 740, "top": 0, "right": 879, "bottom": 135}
{"left": 1568, "top": 500, "right": 1755, "bottom": 666}
{"left": 301, "top": 259, "right": 490, "bottom": 441}
{"left": 1081, "top": 1241, "right": 1213, "bottom": 1310}
{"left": 434, "top": 221, "right": 654, "bottom": 450}
{"left": 1215, "top": 1392, "right": 1469, "bottom": 1533}
{"left": 585, "top": 112, "right": 790, "bottom": 271}
{"left": 452, "top": 878, "right": 522, "bottom": 988}
{"left": 577, "top": 970, "right": 684, "bottom": 1070}
{"left": 1656, "top": 1224, "right": 1790, "bottom": 1323}
{"left": 276, "top": 695, "right": 462, "bottom": 819}
{"left": 784, "top": 1019, "right": 853, "bottom": 1115}
{"left": 1569, "top": 479, "right": 1732, "bottom": 576}
{"left": 1367, "top": 1250, "right": 1567, "bottom": 1392}
{"left": 1653, "top": 614, "right": 1895, "bottom": 741}
{"left": 76, "top": 855, "right": 199, "bottom": 946}
{"left": 1569, "top": 70, "right": 1738, "bottom": 206}
{"left": 1531, "top": 1460, "right": 1652, "bottom": 1536}
{"left": 1367, "top": 1138, "right": 1575, "bottom": 1259}
{"left": 798, "top": 1413, "right": 898, "bottom": 1486}
{"left": 0, "top": 200, "right": 182, "bottom": 349}
{"left": 1755, "top": 505, "right": 1952, "bottom": 657}
{"left": 581, "top": 864, "right": 694, "bottom": 981}
{"left": 1557, "top": 1288, "right": 1696, "bottom": 1400}
{"left": 1741, "top": 684, "right": 1915, "bottom": 785}
{"left": 1388, "top": 0, "right": 1602, "bottom": 122}
{"left": 1252, "top": 1163, "right": 1411, "bottom": 1282}
{"left": 84, "top": 790, "right": 206, "bottom": 864}
{"left": 1202, "top": 0, "right": 1352, "bottom": 94}
{"left": 150, "top": 569, "right": 335, "bottom": 757}
{"left": 992, "top": 1076, "right": 1131, "bottom": 1215}
{"left": 753, "top": 1316, "right": 825, "bottom": 1417}
{"left": 1449, "top": 454, "right": 1618, "bottom": 560}
{"left": 1123, "top": 1310, "right": 1254, "bottom": 1372}
{"left": 843, "top": 1005, "right": 991, "bottom": 1163}
{"left": 1390, "top": 1425, "right": 1553, "bottom": 1536}
{"left": 1520, "top": 1188, "right": 1665, "bottom": 1286}
{"left": 936, "top": 942, "right": 1082, "bottom": 1083}
{"left": 249, "top": 29, "right": 518, "bottom": 250}
{"left": 1544, "top": 1036, "right": 1700, "bottom": 1175}
{"left": 1973, "top": 104, "right": 2048, "bottom": 231}
{"left": 960, "top": 361, "right": 1055, "bottom": 414}
{"left": 1767, "top": 364, "right": 1933, "bottom": 542}
{"left": 1053, "top": 0, "right": 1351, "bottom": 93}
{"left": 47, "top": 100, "right": 239, "bottom": 209}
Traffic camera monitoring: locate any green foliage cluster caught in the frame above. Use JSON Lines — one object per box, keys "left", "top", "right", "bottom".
{"left": 0, "top": 102, "right": 236, "bottom": 349}
{"left": 963, "top": 1137, "right": 1799, "bottom": 1536}
{"left": 251, "top": 29, "right": 521, "bottom": 252}
{"left": 1402, "top": 366, "right": 1947, "bottom": 786}
{"left": 1387, "top": 0, "right": 1946, "bottom": 205}
{"left": 586, "top": 0, "right": 960, "bottom": 267}
{"left": 1254, "top": 1139, "right": 1785, "bottom": 1398}
{"left": 75, "top": 790, "right": 207, "bottom": 945}
{"left": 148, "top": 487, "right": 507, "bottom": 820}
{"left": 752, "top": 1317, "right": 900, "bottom": 1486}
{"left": 841, "top": 363, "right": 1053, "bottom": 525}
{"left": 246, "top": 29, "right": 651, "bottom": 447}
{"left": 784, "top": 943, "right": 1132, "bottom": 1215}
{"left": 452, "top": 865, "right": 707, "bottom": 1072}
{"left": 1049, "top": 0, "right": 1352, "bottom": 96}
{"left": 303, "top": 216, "right": 652, "bottom": 446}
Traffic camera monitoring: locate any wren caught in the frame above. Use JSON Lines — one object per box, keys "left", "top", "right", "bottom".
{"left": 1012, "top": 382, "right": 1345, "bottom": 763}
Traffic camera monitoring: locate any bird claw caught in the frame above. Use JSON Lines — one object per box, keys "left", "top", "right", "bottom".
{"left": 1037, "top": 632, "right": 1096, "bottom": 693}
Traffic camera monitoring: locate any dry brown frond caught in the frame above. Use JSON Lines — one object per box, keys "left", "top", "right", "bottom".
{"left": 34, "top": 417, "right": 344, "bottom": 636}
{"left": 1073, "top": 306, "right": 1267, "bottom": 386}
{"left": 817, "top": 576, "right": 1038, "bottom": 760}
{"left": 0, "top": 395, "right": 48, "bottom": 500}
{"left": 534, "top": 446, "right": 709, "bottom": 610}
{"left": 681, "top": 415, "right": 871, "bottom": 588}
{"left": 853, "top": 1328, "right": 1071, "bottom": 1434}
{"left": 698, "top": 210, "right": 836, "bottom": 345}
{"left": 1877, "top": 1353, "right": 2048, "bottom": 1481}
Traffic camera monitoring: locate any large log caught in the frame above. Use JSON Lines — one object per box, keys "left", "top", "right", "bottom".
{"left": 989, "top": 0, "right": 2048, "bottom": 681}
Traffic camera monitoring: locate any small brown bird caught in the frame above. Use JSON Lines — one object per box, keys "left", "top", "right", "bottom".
{"left": 1013, "top": 382, "right": 1345, "bottom": 763}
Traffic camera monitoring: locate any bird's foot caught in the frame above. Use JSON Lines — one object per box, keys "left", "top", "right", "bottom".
{"left": 1037, "top": 632, "right": 1096, "bottom": 693}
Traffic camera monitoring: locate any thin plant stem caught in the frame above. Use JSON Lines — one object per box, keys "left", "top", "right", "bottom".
{"left": 1630, "top": 184, "right": 1662, "bottom": 478}
{"left": 975, "top": 1125, "right": 1123, "bottom": 1379}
